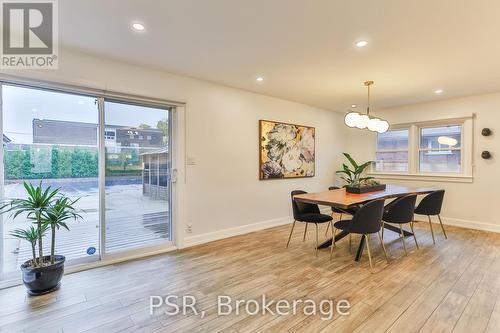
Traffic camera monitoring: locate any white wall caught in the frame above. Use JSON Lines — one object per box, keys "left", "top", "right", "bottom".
{"left": 346, "top": 93, "right": 500, "bottom": 231}
{"left": 1, "top": 48, "right": 348, "bottom": 246}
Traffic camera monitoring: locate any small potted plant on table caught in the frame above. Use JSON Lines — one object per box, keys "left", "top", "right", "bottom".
{"left": 1, "top": 182, "right": 81, "bottom": 295}
{"left": 336, "top": 153, "right": 386, "bottom": 194}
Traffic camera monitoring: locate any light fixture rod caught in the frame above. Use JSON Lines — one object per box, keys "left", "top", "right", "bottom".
{"left": 364, "top": 80, "right": 374, "bottom": 116}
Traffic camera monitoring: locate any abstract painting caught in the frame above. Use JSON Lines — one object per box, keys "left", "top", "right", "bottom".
{"left": 259, "top": 120, "right": 315, "bottom": 180}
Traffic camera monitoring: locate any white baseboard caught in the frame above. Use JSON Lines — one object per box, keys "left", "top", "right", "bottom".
{"left": 183, "top": 210, "right": 500, "bottom": 250}
{"left": 414, "top": 216, "right": 500, "bottom": 233}
{"left": 183, "top": 207, "right": 333, "bottom": 249}
{"left": 183, "top": 215, "right": 294, "bottom": 248}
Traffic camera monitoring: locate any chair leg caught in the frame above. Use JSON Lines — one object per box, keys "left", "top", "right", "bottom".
{"left": 365, "top": 234, "right": 373, "bottom": 270}
{"left": 438, "top": 215, "right": 448, "bottom": 239}
{"left": 286, "top": 221, "right": 296, "bottom": 248}
{"left": 349, "top": 234, "right": 352, "bottom": 252}
{"left": 329, "top": 221, "right": 335, "bottom": 246}
{"left": 378, "top": 231, "right": 389, "bottom": 263}
{"left": 399, "top": 225, "right": 408, "bottom": 256}
{"left": 381, "top": 222, "right": 385, "bottom": 240}
{"left": 325, "top": 219, "right": 331, "bottom": 236}
{"left": 330, "top": 228, "right": 337, "bottom": 261}
{"left": 315, "top": 224, "right": 319, "bottom": 257}
{"left": 428, "top": 215, "right": 435, "bottom": 244}
{"left": 303, "top": 223, "right": 308, "bottom": 241}
{"left": 409, "top": 221, "right": 419, "bottom": 249}
{"left": 333, "top": 228, "right": 337, "bottom": 249}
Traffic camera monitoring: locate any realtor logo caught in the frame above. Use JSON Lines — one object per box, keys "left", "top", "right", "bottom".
{"left": 1, "top": 0, "right": 58, "bottom": 68}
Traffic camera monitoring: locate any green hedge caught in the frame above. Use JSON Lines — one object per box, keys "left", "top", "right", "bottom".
{"left": 4, "top": 146, "right": 142, "bottom": 180}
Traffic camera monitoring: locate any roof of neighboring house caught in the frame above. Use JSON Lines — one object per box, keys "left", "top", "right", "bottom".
{"left": 33, "top": 118, "right": 99, "bottom": 128}
{"left": 117, "top": 127, "right": 163, "bottom": 134}
{"left": 3, "top": 134, "right": 11, "bottom": 143}
{"left": 32, "top": 119, "right": 163, "bottom": 132}
{"left": 140, "top": 147, "right": 169, "bottom": 155}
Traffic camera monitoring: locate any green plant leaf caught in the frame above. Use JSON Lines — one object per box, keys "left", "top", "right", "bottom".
{"left": 9, "top": 224, "right": 48, "bottom": 242}
{"left": 343, "top": 153, "right": 359, "bottom": 169}
{"left": 356, "top": 161, "right": 373, "bottom": 174}
{"left": 339, "top": 176, "right": 351, "bottom": 183}
{"left": 336, "top": 153, "right": 374, "bottom": 186}
{"left": 335, "top": 170, "right": 351, "bottom": 177}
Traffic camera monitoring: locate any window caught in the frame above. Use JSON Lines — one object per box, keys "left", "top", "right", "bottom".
{"left": 372, "top": 119, "right": 471, "bottom": 179}
{"left": 419, "top": 125, "right": 462, "bottom": 173}
{"left": 375, "top": 129, "right": 409, "bottom": 172}
{"left": 104, "top": 130, "right": 115, "bottom": 140}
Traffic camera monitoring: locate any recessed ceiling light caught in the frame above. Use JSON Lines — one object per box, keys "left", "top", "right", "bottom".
{"left": 351, "top": 104, "right": 357, "bottom": 108}
{"left": 355, "top": 40, "right": 368, "bottom": 48}
{"left": 256, "top": 76, "right": 264, "bottom": 82}
{"left": 132, "top": 23, "right": 145, "bottom": 31}
{"left": 434, "top": 89, "right": 444, "bottom": 94}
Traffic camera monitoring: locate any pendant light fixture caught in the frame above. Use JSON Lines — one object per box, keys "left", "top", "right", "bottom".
{"left": 344, "top": 81, "right": 389, "bottom": 133}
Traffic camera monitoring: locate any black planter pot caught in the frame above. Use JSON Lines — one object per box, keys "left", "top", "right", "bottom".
{"left": 346, "top": 184, "right": 386, "bottom": 194}
{"left": 21, "top": 255, "right": 65, "bottom": 296}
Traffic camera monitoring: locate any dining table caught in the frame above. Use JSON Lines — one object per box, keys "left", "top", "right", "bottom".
{"left": 293, "top": 185, "right": 438, "bottom": 261}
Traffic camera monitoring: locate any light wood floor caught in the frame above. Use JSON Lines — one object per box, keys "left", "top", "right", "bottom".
{"left": 2, "top": 219, "right": 500, "bottom": 333}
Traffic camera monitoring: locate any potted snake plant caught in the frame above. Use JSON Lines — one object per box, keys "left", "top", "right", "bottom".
{"left": 336, "top": 153, "right": 386, "bottom": 193}
{"left": 1, "top": 182, "right": 81, "bottom": 295}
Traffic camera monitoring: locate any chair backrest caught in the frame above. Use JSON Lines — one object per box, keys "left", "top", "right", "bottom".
{"left": 328, "top": 186, "right": 340, "bottom": 191}
{"left": 291, "top": 190, "right": 320, "bottom": 220}
{"left": 349, "top": 199, "right": 385, "bottom": 234}
{"left": 415, "top": 190, "right": 445, "bottom": 216}
{"left": 383, "top": 195, "right": 417, "bottom": 224}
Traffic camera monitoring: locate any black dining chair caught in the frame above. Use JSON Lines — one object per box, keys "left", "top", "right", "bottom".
{"left": 330, "top": 199, "right": 388, "bottom": 269}
{"left": 382, "top": 195, "right": 418, "bottom": 256}
{"left": 288, "top": 190, "right": 334, "bottom": 256}
{"left": 414, "top": 190, "right": 447, "bottom": 244}
{"left": 325, "top": 187, "right": 359, "bottom": 241}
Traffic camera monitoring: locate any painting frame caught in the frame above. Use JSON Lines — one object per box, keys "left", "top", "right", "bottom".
{"left": 259, "top": 119, "right": 316, "bottom": 180}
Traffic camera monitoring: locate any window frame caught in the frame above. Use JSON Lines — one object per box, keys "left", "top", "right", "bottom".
{"left": 370, "top": 117, "right": 474, "bottom": 182}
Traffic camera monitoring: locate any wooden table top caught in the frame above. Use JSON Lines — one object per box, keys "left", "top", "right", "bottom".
{"left": 293, "top": 185, "right": 438, "bottom": 209}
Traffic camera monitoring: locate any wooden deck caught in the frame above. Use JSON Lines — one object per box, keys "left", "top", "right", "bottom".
{"left": 1, "top": 219, "right": 500, "bottom": 332}
{"left": 13, "top": 211, "right": 170, "bottom": 266}
{"left": 3, "top": 181, "right": 171, "bottom": 276}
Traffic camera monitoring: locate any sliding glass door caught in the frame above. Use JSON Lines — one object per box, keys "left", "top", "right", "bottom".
{"left": 103, "top": 101, "right": 171, "bottom": 254}
{"left": 0, "top": 82, "right": 174, "bottom": 282}
{"left": 1, "top": 85, "right": 100, "bottom": 279}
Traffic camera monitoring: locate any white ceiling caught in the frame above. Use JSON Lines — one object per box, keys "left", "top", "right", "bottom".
{"left": 60, "top": 0, "right": 500, "bottom": 112}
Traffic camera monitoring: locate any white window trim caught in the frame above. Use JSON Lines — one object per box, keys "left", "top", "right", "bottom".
{"left": 369, "top": 116, "right": 474, "bottom": 183}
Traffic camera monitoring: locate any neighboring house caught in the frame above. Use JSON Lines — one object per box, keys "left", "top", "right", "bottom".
{"left": 32, "top": 119, "right": 164, "bottom": 148}
{"left": 115, "top": 127, "right": 164, "bottom": 148}
{"left": 33, "top": 119, "right": 98, "bottom": 146}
